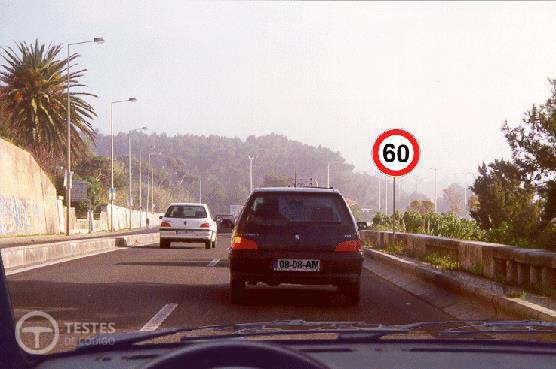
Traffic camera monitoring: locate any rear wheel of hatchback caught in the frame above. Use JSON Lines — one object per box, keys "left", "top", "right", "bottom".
{"left": 339, "top": 280, "right": 360, "bottom": 306}
{"left": 230, "top": 278, "right": 245, "bottom": 304}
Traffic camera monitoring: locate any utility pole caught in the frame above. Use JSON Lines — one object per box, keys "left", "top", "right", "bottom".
{"left": 65, "top": 37, "right": 104, "bottom": 236}
{"left": 377, "top": 176, "right": 381, "bottom": 213}
{"left": 327, "top": 163, "right": 330, "bottom": 188}
{"left": 393, "top": 177, "right": 396, "bottom": 240}
{"left": 248, "top": 155, "right": 254, "bottom": 193}
{"left": 139, "top": 151, "right": 142, "bottom": 227}
{"left": 385, "top": 178, "right": 388, "bottom": 215}
{"left": 109, "top": 97, "right": 137, "bottom": 232}
{"left": 128, "top": 134, "right": 132, "bottom": 230}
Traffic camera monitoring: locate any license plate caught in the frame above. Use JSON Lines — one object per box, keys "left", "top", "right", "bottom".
{"left": 273, "top": 259, "right": 320, "bottom": 272}
{"left": 176, "top": 230, "right": 189, "bottom": 234}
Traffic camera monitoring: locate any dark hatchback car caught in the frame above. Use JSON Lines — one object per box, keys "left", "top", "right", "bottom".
{"left": 229, "top": 187, "right": 363, "bottom": 305}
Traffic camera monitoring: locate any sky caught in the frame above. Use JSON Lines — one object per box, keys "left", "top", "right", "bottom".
{"left": 2, "top": 1, "right": 556, "bottom": 195}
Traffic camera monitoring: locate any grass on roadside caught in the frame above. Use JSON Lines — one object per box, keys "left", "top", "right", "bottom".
{"left": 422, "top": 252, "right": 460, "bottom": 270}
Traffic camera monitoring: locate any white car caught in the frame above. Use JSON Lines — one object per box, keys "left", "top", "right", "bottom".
{"left": 159, "top": 203, "right": 217, "bottom": 249}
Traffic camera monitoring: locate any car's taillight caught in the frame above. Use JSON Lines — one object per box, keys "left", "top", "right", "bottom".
{"left": 335, "top": 239, "right": 361, "bottom": 252}
{"left": 160, "top": 221, "right": 171, "bottom": 227}
{"left": 231, "top": 236, "right": 258, "bottom": 250}
{"left": 200, "top": 223, "right": 210, "bottom": 228}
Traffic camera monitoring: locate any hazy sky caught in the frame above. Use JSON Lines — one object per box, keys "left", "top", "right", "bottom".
{"left": 2, "top": 1, "right": 556, "bottom": 191}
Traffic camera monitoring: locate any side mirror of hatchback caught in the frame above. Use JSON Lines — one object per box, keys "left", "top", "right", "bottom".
{"left": 159, "top": 215, "right": 163, "bottom": 220}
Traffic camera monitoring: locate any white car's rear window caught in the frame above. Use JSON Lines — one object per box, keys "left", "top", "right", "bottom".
{"left": 165, "top": 205, "right": 207, "bottom": 219}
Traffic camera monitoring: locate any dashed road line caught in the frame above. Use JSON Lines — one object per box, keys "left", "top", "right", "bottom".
{"left": 140, "top": 303, "right": 178, "bottom": 332}
{"left": 208, "top": 258, "right": 220, "bottom": 267}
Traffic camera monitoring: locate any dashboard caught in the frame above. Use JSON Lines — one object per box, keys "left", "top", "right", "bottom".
{"left": 35, "top": 339, "right": 556, "bottom": 369}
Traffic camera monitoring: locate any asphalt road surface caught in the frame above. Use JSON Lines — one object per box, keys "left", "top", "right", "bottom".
{"left": 7, "top": 235, "right": 452, "bottom": 352}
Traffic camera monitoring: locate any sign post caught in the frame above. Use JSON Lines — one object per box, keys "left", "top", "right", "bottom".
{"left": 372, "top": 129, "right": 420, "bottom": 242}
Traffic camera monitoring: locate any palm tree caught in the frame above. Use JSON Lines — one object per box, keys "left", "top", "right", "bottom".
{"left": 0, "top": 39, "right": 96, "bottom": 172}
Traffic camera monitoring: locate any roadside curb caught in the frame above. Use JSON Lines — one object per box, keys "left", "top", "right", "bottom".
{"left": 363, "top": 248, "right": 556, "bottom": 322}
{"left": 2, "top": 233, "right": 158, "bottom": 275}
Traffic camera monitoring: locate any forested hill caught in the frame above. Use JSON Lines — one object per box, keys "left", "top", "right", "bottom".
{"left": 93, "top": 132, "right": 395, "bottom": 215}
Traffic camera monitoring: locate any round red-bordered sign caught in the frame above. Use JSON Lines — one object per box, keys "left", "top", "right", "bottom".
{"left": 372, "top": 128, "right": 420, "bottom": 176}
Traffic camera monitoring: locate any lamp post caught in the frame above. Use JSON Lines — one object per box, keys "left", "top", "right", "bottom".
{"left": 127, "top": 127, "right": 147, "bottom": 230}
{"left": 65, "top": 37, "right": 104, "bottom": 236}
{"left": 248, "top": 155, "right": 254, "bottom": 193}
{"left": 147, "top": 152, "right": 161, "bottom": 218}
{"left": 110, "top": 97, "right": 137, "bottom": 232}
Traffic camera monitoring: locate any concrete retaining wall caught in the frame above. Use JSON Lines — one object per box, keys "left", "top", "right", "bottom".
{"left": 361, "top": 230, "right": 556, "bottom": 293}
{"left": 0, "top": 139, "right": 60, "bottom": 236}
{"left": 1, "top": 232, "right": 159, "bottom": 274}
{"left": 73, "top": 205, "right": 160, "bottom": 233}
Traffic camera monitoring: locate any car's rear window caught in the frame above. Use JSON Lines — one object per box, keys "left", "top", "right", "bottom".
{"left": 165, "top": 205, "right": 207, "bottom": 219}
{"left": 240, "top": 193, "right": 352, "bottom": 227}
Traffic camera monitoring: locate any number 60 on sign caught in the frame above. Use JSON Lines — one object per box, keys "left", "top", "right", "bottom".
{"left": 372, "top": 129, "right": 420, "bottom": 177}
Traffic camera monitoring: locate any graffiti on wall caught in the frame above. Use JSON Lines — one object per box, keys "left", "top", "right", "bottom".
{"left": 0, "top": 195, "right": 33, "bottom": 235}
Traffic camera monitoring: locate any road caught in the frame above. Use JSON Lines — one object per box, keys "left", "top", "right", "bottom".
{"left": 7, "top": 235, "right": 451, "bottom": 352}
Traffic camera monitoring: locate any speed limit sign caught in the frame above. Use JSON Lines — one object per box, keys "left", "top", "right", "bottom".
{"left": 372, "top": 128, "right": 420, "bottom": 238}
{"left": 372, "top": 128, "right": 420, "bottom": 176}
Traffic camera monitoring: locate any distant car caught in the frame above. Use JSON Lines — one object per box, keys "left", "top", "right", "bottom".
{"left": 159, "top": 203, "right": 217, "bottom": 249}
{"left": 215, "top": 214, "right": 235, "bottom": 233}
{"left": 356, "top": 221, "right": 369, "bottom": 230}
{"left": 229, "top": 187, "right": 363, "bottom": 305}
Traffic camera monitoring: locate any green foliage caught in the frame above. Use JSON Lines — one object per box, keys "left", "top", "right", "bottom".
{"left": 261, "top": 173, "right": 291, "bottom": 187}
{"left": 375, "top": 210, "right": 485, "bottom": 241}
{"left": 470, "top": 159, "right": 545, "bottom": 247}
{"left": 349, "top": 203, "right": 365, "bottom": 221}
{"left": 0, "top": 40, "right": 96, "bottom": 176}
{"left": 423, "top": 252, "right": 460, "bottom": 270}
{"left": 384, "top": 242, "right": 405, "bottom": 256}
{"left": 73, "top": 155, "right": 126, "bottom": 209}
{"left": 408, "top": 200, "right": 434, "bottom": 214}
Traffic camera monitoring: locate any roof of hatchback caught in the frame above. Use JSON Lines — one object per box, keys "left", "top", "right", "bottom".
{"left": 252, "top": 187, "right": 339, "bottom": 193}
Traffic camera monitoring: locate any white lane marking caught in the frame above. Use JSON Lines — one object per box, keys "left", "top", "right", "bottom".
{"left": 140, "top": 303, "right": 178, "bottom": 332}
{"left": 208, "top": 258, "right": 220, "bottom": 267}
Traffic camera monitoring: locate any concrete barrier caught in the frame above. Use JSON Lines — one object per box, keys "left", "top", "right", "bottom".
{"left": 1, "top": 233, "right": 158, "bottom": 274}
{"left": 361, "top": 230, "right": 556, "bottom": 293}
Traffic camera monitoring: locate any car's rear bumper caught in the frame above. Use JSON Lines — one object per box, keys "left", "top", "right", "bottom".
{"left": 229, "top": 250, "right": 363, "bottom": 286}
{"left": 160, "top": 229, "right": 214, "bottom": 241}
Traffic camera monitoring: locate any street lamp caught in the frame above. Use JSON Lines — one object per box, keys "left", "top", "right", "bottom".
{"left": 128, "top": 127, "right": 147, "bottom": 230}
{"left": 65, "top": 37, "right": 104, "bottom": 236}
{"left": 110, "top": 97, "right": 137, "bottom": 232}
{"left": 248, "top": 155, "right": 254, "bottom": 193}
{"left": 147, "top": 152, "right": 161, "bottom": 220}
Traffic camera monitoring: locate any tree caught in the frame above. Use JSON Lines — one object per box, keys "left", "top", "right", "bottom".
{"left": 440, "top": 183, "right": 464, "bottom": 215}
{"left": 0, "top": 40, "right": 96, "bottom": 175}
{"left": 470, "top": 160, "right": 541, "bottom": 243}
{"left": 408, "top": 200, "right": 434, "bottom": 214}
{"left": 73, "top": 155, "right": 127, "bottom": 209}
{"left": 503, "top": 79, "right": 556, "bottom": 227}
{"left": 261, "top": 173, "right": 291, "bottom": 187}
